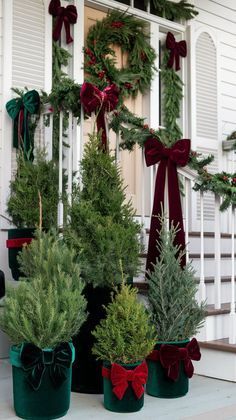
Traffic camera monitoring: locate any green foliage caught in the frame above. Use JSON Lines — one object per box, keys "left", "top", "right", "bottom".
{"left": 149, "top": 0, "right": 198, "bottom": 21}
{"left": 193, "top": 170, "right": 236, "bottom": 211}
{"left": 0, "top": 232, "right": 87, "bottom": 348}
{"left": 66, "top": 133, "right": 141, "bottom": 288}
{"left": 92, "top": 284, "right": 157, "bottom": 364}
{"left": 84, "top": 10, "right": 156, "bottom": 98}
{"left": 52, "top": 42, "right": 71, "bottom": 85}
{"left": 148, "top": 218, "right": 206, "bottom": 341}
{"left": 18, "top": 229, "right": 80, "bottom": 283}
{"left": 7, "top": 150, "right": 67, "bottom": 229}
{"left": 47, "top": 78, "right": 82, "bottom": 120}
{"left": 161, "top": 50, "right": 183, "bottom": 145}
{"left": 188, "top": 151, "right": 214, "bottom": 171}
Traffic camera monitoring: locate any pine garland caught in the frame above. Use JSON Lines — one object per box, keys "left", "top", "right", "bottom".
{"left": 149, "top": 0, "right": 198, "bottom": 21}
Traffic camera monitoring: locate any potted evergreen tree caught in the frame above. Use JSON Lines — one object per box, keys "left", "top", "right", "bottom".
{"left": 92, "top": 282, "right": 156, "bottom": 413}
{"left": 0, "top": 231, "right": 87, "bottom": 420}
{"left": 66, "top": 133, "right": 141, "bottom": 393}
{"left": 146, "top": 218, "right": 206, "bottom": 398}
{"left": 6, "top": 151, "right": 66, "bottom": 280}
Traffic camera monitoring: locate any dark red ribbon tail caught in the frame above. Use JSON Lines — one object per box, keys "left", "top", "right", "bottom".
{"left": 96, "top": 112, "right": 108, "bottom": 151}
{"left": 64, "top": 19, "right": 73, "bottom": 44}
{"left": 53, "top": 17, "right": 63, "bottom": 42}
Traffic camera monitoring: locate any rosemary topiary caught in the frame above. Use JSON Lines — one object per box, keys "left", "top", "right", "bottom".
{"left": 148, "top": 218, "right": 206, "bottom": 342}
{"left": 92, "top": 283, "right": 157, "bottom": 364}
{"left": 7, "top": 150, "right": 67, "bottom": 229}
{"left": 0, "top": 232, "right": 87, "bottom": 348}
{"left": 66, "top": 133, "right": 141, "bottom": 288}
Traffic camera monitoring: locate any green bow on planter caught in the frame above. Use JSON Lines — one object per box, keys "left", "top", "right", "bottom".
{"left": 6, "top": 90, "right": 40, "bottom": 161}
{"left": 17, "top": 342, "right": 74, "bottom": 391}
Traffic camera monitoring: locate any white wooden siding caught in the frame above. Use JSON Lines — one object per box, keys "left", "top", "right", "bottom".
{"left": 11, "top": 0, "right": 46, "bottom": 174}
{"left": 0, "top": 0, "right": 3, "bottom": 217}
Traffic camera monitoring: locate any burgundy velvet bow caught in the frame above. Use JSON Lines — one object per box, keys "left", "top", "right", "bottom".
{"left": 49, "top": 0, "right": 78, "bottom": 44}
{"left": 102, "top": 361, "right": 148, "bottom": 400}
{"left": 166, "top": 32, "right": 187, "bottom": 71}
{"left": 145, "top": 138, "right": 190, "bottom": 273}
{"left": 148, "top": 338, "right": 201, "bottom": 381}
{"left": 80, "top": 82, "right": 119, "bottom": 151}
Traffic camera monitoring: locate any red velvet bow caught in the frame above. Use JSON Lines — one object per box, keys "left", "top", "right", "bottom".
{"left": 49, "top": 0, "right": 78, "bottom": 44}
{"left": 166, "top": 32, "right": 187, "bottom": 71}
{"left": 145, "top": 138, "right": 190, "bottom": 273}
{"left": 102, "top": 361, "right": 148, "bottom": 400}
{"left": 80, "top": 82, "right": 119, "bottom": 151}
{"left": 148, "top": 338, "right": 201, "bottom": 381}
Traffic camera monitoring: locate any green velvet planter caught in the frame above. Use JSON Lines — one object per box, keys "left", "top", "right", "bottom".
{"left": 103, "top": 361, "right": 144, "bottom": 413}
{"left": 10, "top": 344, "right": 74, "bottom": 420}
{"left": 7, "top": 228, "right": 35, "bottom": 280}
{"left": 146, "top": 340, "right": 189, "bottom": 398}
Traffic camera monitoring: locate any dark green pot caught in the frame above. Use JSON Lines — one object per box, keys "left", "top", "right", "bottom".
{"left": 103, "top": 361, "right": 144, "bottom": 413}
{"left": 10, "top": 344, "right": 74, "bottom": 420}
{"left": 146, "top": 340, "right": 189, "bottom": 398}
{"left": 7, "top": 228, "right": 35, "bottom": 280}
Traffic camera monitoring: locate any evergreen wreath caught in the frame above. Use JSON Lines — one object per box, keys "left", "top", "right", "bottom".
{"left": 84, "top": 10, "right": 156, "bottom": 98}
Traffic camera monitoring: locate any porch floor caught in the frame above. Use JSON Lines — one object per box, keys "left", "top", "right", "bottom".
{"left": 1, "top": 360, "right": 236, "bottom": 420}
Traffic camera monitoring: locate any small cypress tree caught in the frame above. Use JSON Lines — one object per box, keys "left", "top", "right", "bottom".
{"left": 7, "top": 151, "right": 67, "bottom": 229}
{"left": 92, "top": 283, "right": 157, "bottom": 364}
{"left": 0, "top": 232, "right": 87, "bottom": 348}
{"left": 66, "top": 133, "right": 141, "bottom": 288}
{"left": 148, "top": 218, "right": 206, "bottom": 342}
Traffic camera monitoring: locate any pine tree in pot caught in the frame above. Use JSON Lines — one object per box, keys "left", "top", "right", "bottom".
{"left": 92, "top": 282, "right": 157, "bottom": 413}
{"left": 0, "top": 231, "right": 87, "bottom": 420}
{"left": 65, "top": 133, "right": 141, "bottom": 394}
{"left": 6, "top": 151, "right": 67, "bottom": 280}
{"left": 146, "top": 218, "right": 206, "bottom": 398}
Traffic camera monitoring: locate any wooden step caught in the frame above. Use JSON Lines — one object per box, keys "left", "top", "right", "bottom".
{"left": 139, "top": 252, "right": 236, "bottom": 259}
{"left": 145, "top": 229, "right": 236, "bottom": 239}
{"left": 199, "top": 338, "right": 236, "bottom": 353}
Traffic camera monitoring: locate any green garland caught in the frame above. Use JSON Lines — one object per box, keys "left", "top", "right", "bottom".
{"left": 84, "top": 10, "right": 156, "bottom": 98}
{"left": 149, "top": 0, "right": 198, "bottom": 21}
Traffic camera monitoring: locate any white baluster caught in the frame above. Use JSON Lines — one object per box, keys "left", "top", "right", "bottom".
{"left": 141, "top": 150, "right": 146, "bottom": 248}
{"left": 184, "top": 177, "right": 190, "bottom": 263}
{"left": 116, "top": 132, "right": 120, "bottom": 164}
{"left": 214, "top": 195, "right": 221, "bottom": 309}
{"left": 57, "top": 111, "right": 64, "bottom": 229}
{"left": 199, "top": 191, "right": 206, "bottom": 302}
{"left": 229, "top": 205, "right": 236, "bottom": 344}
{"left": 67, "top": 111, "right": 73, "bottom": 206}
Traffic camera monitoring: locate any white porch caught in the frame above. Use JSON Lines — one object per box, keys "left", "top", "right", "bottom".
{"left": 1, "top": 360, "right": 236, "bottom": 420}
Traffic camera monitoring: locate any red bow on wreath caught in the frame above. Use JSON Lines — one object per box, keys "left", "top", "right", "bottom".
{"left": 145, "top": 138, "right": 190, "bottom": 273}
{"left": 102, "top": 361, "right": 148, "bottom": 400}
{"left": 148, "top": 338, "right": 201, "bottom": 381}
{"left": 166, "top": 32, "right": 187, "bottom": 71}
{"left": 49, "top": 0, "right": 78, "bottom": 44}
{"left": 80, "top": 82, "right": 119, "bottom": 151}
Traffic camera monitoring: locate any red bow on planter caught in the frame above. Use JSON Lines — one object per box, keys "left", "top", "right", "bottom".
{"left": 49, "top": 0, "right": 78, "bottom": 44}
{"left": 166, "top": 32, "right": 187, "bottom": 71}
{"left": 80, "top": 82, "right": 119, "bottom": 151}
{"left": 102, "top": 361, "right": 148, "bottom": 400}
{"left": 148, "top": 338, "right": 201, "bottom": 381}
{"left": 145, "top": 138, "right": 190, "bottom": 273}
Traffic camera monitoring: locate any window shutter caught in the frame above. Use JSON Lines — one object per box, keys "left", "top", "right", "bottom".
{"left": 192, "top": 30, "right": 220, "bottom": 230}
{"left": 11, "top": 0, "right": 46, "bottom": 174}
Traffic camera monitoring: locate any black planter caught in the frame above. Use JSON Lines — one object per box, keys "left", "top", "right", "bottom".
{"left": 6, "top": 228, "right": 35, "bottom": 280}
{"left": 0, "top": 270, "right": 5, "bottom": 298}
{"left": 72, "top": 284, "right": 113, "bottom": 394}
